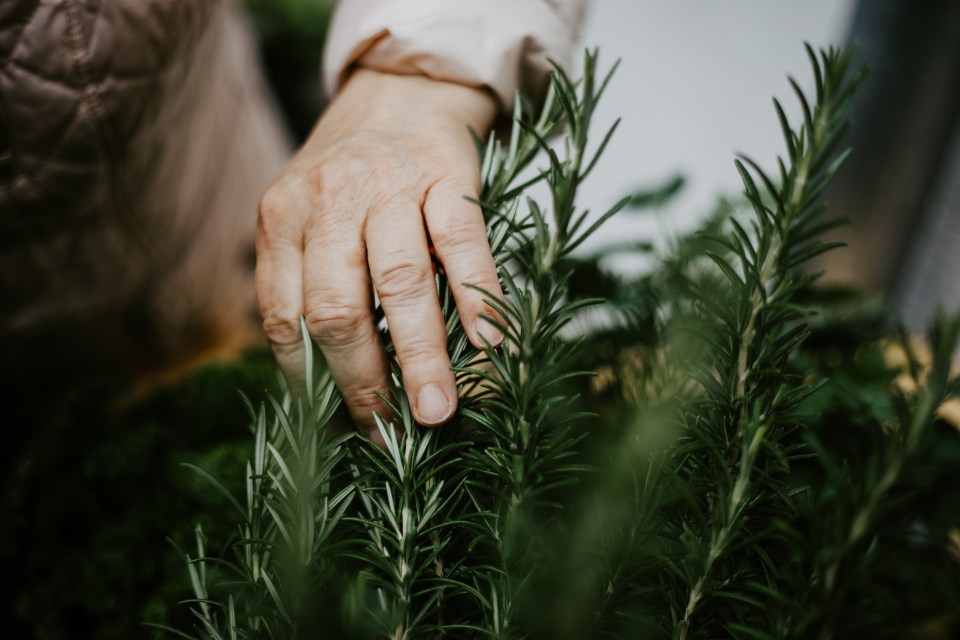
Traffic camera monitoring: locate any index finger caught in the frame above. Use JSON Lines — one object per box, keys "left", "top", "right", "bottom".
{"left": 255, "top": 200, "right": 307, "bottom": 392}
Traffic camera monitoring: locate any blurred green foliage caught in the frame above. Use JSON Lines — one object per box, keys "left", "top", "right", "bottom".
{"left": 243, "top": 0, "right": 336, "bottom": 140}
{"left": 2, "top": 350, "right": 280, "bottom": 639}
{"left": 243, "top": 0, "right": 334, "bottom": 57}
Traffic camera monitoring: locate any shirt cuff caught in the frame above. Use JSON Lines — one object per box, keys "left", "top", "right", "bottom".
{"left": 322, "top": 0, "right": 582, "bottom": 113}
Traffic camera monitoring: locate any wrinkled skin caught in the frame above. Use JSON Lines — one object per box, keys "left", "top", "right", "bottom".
{"left": 256, "top": 69, "right": 504, "bottom": 443}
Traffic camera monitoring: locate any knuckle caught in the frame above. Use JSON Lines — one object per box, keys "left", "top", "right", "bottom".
{"left": 261, "top": 311, "right": 301, "bottom": 347}
{"left": 259, "top": 166, "right": 340, "bottom": 224}
{"left": 301, "top": 162, "right": 340, "bottom": 196}
{"left": 428, "top": 175, "right": 479, "bottom": 203}
{"left": 432, "top": 215, "right": 483, "bottom": 254}
{"left": 257, "top": 181, "right": 302, "bottom": 245}
{"left": 395, "top": 335, "right": 447, "bottom": 369}
{"left": 374, "top": 259, "right": 433, "bottom": 301}
{"left": 257, "top": 188, "right": 281, "bottom": 222}
{"left": 300, "top": 163, "right": 371, "bottom": 225}
{"left": 344, "top": 387, "right": 387, "bottom": 413}
{"left": 304, "top": 299, "right": 368, "bottom": 347}
{"left": 460, "top": 270, "right": 501, "bottom": 295}
{"left": 302, "top": 150, "right": 380, "bottom": 200}
{"left": 258, "top": 178, "right": 297, "bottom": 223}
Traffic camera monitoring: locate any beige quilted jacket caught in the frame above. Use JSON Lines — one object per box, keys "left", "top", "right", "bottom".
{"left": 0, "top": 0, "right": 583, "bottom": 378}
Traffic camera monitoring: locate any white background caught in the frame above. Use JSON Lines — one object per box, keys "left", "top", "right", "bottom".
{"left": 567, "top": 0, "right": 856, "bottom": 268}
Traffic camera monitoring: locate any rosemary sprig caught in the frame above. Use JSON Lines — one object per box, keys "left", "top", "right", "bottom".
{"left": 455, "top": 50, "right": 627, "bottom": 637}
{"left": 165, "top": 325, "right": 353, "bottom": 639}
{"left": 665, "top": 45, "right": 864, "bottom": 640}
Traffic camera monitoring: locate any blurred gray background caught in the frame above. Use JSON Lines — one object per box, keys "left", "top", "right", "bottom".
{"left": 570, "top": 0, "right": 960, "bottom": 334}
{"left": 571, "top": 0, "right": 855, "bottom": 261}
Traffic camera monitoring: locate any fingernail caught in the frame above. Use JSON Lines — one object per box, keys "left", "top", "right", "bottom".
{"left": 474, "top": 316, "right": 504, "bottom": 347}
{"left": 416, "top": 384, "right": 452, "bottom": 426}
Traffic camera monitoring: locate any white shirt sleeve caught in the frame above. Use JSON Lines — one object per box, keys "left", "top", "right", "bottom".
{"left": 322, "top": 0, "right": 586, "bottom": 112}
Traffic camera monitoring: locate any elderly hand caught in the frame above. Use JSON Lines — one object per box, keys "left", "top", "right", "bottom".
{"left": 256, "top": 69, "right": 504, "bottom": 440}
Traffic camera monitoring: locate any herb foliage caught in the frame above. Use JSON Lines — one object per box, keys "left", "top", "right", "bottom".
{"left": 164, "top": 47, "right": 960, "bottom": 640}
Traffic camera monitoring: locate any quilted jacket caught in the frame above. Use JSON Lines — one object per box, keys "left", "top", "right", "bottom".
{"left": 0, "top": 0, "right": 289, "bottom": 376}
{"left": 0, "top": 0, "right": 582, "bottom": 378}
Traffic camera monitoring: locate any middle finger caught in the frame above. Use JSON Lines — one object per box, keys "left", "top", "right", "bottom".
{"left": 366, "top": 200, "right": 457, "bottom": 427}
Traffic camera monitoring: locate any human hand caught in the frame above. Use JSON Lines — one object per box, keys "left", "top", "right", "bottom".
{"left": 256, "top": 69, "right": 504, "bottom": 442}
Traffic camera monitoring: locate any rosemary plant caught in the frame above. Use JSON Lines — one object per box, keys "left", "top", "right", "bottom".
{"left": 665, "top": 45, "right": 866, "bottom": 640}
{"left": 457, "top": 52, "right": 628, "bottom": 638}
{"left": 154, "top": 328, "right": 354, "bottom": 639}
{"left": 164, "top": 46, "right": 960, "bottom": 640}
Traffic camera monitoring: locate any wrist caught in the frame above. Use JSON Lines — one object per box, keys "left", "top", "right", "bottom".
{"left": 337, "top": 67, "right": 498, "bottom": 134}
